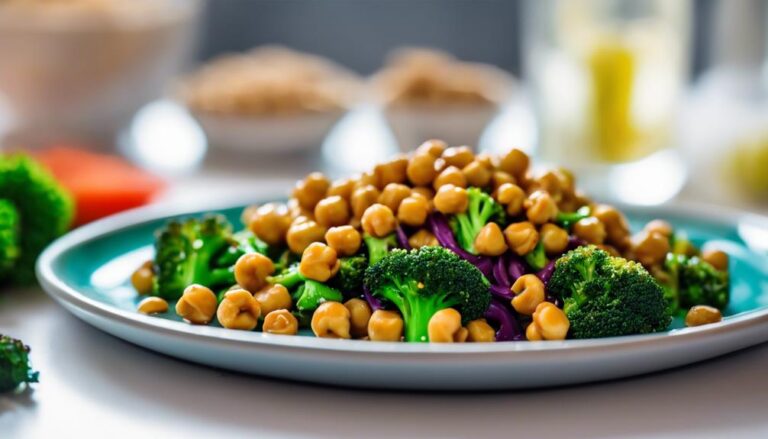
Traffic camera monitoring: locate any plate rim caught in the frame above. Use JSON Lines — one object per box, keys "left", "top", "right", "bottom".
{"left": 36, "top": 197, "right": 768, "bottom": 356}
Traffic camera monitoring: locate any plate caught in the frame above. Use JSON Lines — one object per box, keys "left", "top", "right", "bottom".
{"left": 36, "top": 201, "right": 768, "bottom": 390}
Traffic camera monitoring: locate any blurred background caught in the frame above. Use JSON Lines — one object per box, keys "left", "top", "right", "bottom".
{"left": 0, "top": 0, "right": 766, "bottom": 224}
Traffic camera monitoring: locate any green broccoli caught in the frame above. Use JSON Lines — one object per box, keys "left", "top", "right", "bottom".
{"left": 0, "top": 200, "right": 20, "bottom": 279}
{"left": 267, "top": 264, "right": 343, "bottom": 312}
{"left": 554, "top": 206, "right": 590, "bottom": 229}
{"left": 0, "top": 155, "right": 74, "bottom": 284}
{"left": 450, "top": 187, "right": 505, "bottom": 254}
{"left": 548, "top": 246, "right": 670, "bottom": 339}
{"left": 659, "top": 253, "right": 729, "bottom": 312}
{"left": 363, "top": 233, "right": 398, "bottom": 265}
{"left": 329, "top": 255, "right": 368, "bottom": 294}
{"left": 364, "top": 246, "right": 491, "bottom": 342}
{"left": 1, "top": 335, "right": 39, "bottom": 392}
{"left": 152, "top": 215, "right": 240, "bottom": 300}
{"left": 524, "top": 241, "right": 548, "bottom": 271}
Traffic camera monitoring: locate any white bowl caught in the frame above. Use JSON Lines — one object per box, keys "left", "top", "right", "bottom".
{"left": 0, "top": 0, "right": 200, "bottom": 146}
{"left": 190, "top": 109, "right": 347, "bottom": 154}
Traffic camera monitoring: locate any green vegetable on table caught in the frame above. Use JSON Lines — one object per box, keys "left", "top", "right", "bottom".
{"left": 0, "top": 335, "right": 38, "bottom": 392}
{"left": 450, "top": 187, "right": 505, "bottom": 255}
{"left": 363, "top": 233, "right": 398, "bottom": 266}
{"left": 364, "top": 246, "right": 491, "bottom": 342}
{"left": 548, "top": 246, "right": 670, "bottom": 339}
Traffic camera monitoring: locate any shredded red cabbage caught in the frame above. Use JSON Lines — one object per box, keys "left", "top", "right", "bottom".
{"left": 363, "top": 285, "right": 383, "bottom": 311}
{"left": 484, "top": 299, "right": 524, "bottom": 341}
{"left": 428, "top": 213, "right": 493, "bottom": 278}
{"left": 536, "top": 260, "right": 556, "bottom": 285}
{"left": 395, "top": 226, "right": 411, "bottom": 250}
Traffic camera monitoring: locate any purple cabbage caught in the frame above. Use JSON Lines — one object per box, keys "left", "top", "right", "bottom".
{"left": 395, "top": 226, "right": 411, "bottom": 250}
{"left": 507, "top": 254, "right": 526, "bottom": 280}
{"left": 489, "top": 283, "right": 513, "bottom": 301}
{"left": 484, "top": 299, "right": 524, "bottom": 341}
{"left": 363, "top": 285, "right": 383, "bottom": 311}
{"left": 492, "top": 256, "right": 510, "bottom": 287}
{"left": 567, "top": 235, "right": 587, "bottom": 250}
{"left": 428, "top": 213, "right": 493, "bottom": 278}
{"left": 536, "top": 260, "right": 556, "bottom": 285}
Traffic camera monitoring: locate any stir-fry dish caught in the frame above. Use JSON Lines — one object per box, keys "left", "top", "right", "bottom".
{"left": 131, "top": 141, "right": 730, "bottom": 342}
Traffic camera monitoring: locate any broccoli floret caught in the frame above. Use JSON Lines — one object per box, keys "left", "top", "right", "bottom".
{"left": 152, "top": 215, "right": 240, "bottom": 300}
{"left": 0, "top": 200, "right": 20, "bottom": 279}
{"left": 0, "top": 155, "right": 74, "bottom": 284}
{"left": 524, "top": 242, "right": 549, "bottom": 271}
{"left": 660, "top": 253, "right": 729, "bottom": 312}
{"left": 329, "top": 255, "right": 368, "bottom": 294}
{"left": 364, "top": 246, "right": 491, "bottom": 342}
{"left": 555, "top": 206, "right": 591, "bottom": 229}
{"left": 0, "top": 335, "right": 39, "bottom": 392}
{"left": 450, "top": 187, "right": 505, "bottom": 254}
{"left": 364, "top": 233, "right": 398, "bottom": 265}
{"left": 548, "top": 246, "right": 670, "bottom": 338}
{"left": 267, "top": 264, "right": 343, "bottom": 312}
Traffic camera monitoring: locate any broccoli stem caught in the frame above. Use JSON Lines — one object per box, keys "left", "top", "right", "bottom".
{"left": 555, "top": 206, "right": 591, "bottom": 229}
{"left": 267, "top": 265, "right": 304, "bottom": 289}
{"left": 364, "top": 234, "right": 396, "bottom": 265}
{"left": 524, "top": 242, "right": 548, "bottom": 271}
{"left": 378, "top": 281, "right": 460, "bottom": 342}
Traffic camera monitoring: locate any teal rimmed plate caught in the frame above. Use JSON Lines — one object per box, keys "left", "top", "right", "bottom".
{"left": 36, "top": 200, "right": 768, "bottom": 390}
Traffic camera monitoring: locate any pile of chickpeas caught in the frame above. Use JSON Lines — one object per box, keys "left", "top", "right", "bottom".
{"left": 132, "top": 139, "right": 731, "bottom": 341}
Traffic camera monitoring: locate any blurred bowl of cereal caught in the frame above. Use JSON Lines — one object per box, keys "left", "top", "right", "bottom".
{"left": 373, "top": 48, "right": 514, "bottom": 151}
{"left": 0, "top": 0, "right": 200, "bottom": 146}
{"left": 177, "top": 46, "right": 361, "bottom": 153}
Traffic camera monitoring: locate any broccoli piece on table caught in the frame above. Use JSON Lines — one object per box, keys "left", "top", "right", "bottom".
{"left": 329, "top": 255, "right": 368, "bottom": 294}
{"left": 450, "top": 187, "right": 505, "bottom": 254}
{"left": 659, "top": 253, "right": 729, "bottom": 313}
{"left": 548, "top": 245, "right": 670, "bottom": 339}
{"left": 0, "top": 155, "right": 74, "bottom": 285}
{"left": 152, "top": 215, "right": 240, "bottom": 300}
{"left": 363, "top": 233, "right": 398, "bottom": 266}
{"left": 0, "top": 335, "right": 39, "bottom": 392}
{"left": 524, "top": 241, "right": 549, "bottom": 271}
{"left": 0, "top": 200, "right": 20, "bottom": 279}
{"left": 267, "top": 264, "right": 343, "bottom": 312}
{"left": 365, "top": 246, "right": 491, "bottom": 342}
{"left": 554, "top": 206, "right": 591, "bottom": 230}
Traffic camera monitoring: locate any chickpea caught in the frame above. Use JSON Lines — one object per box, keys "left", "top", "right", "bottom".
{"left": 137, "top": 297, "right": 168, "bottom": 315}
{"left": 314, "top": 196, "right": 351, "bottom": 228}
{"left": 176, "top": 284, "right": 218, "bottom": 324}
{"left": 374, "top": 156, "right": 408, "bottom": 187}
{"left": 532, "top": 302, "right": 569, "bottom": 340}
{"left": 344, "top": 298, "right": 372, "bottom": 338}
{"left": 378, "top": 183, "right": 412, "bottom": 213}
{"left": 597, "top": 244, "right": 621, "bottom": 257}
{"left": 352, "top": 171, "right": 379, "bottom": 189}
{"left": 495, "top": 183, "right": 525, "bottom": 216}
{"left": 433, "top": 157, "right": 448, "bottom": 174}
{"left": 535, "top": 170, "right": 565, "bottom": 200}
{"left": 525, "top": 190, "right": 558, "bottom": 225}
{"left": 241, "top": 204, "right": 259, "bottom": 227}
{"left": 406, "top": 152, "right": 439, "bottom": 187}
{"left": 504, "top": 221, "right": 539, "bottom": 255}
{"left": 685, "top": 305, "right": 723, "bottom": 327}
{"left": 573, "top": 217, "right": 607, "bottom": 245}
{"left": 633, "top": 230, "right": 670, "bottom": 267}
{"left": 409, "top": 229, "right": 438, "bottom": 249}
{"left": 311, "top": 301, "right": 351, "bottom": 339}
{"left": 299, "top": 242, "right": 340, "bottom": 282}
{"left": 411, "top": 186, "right": 434, "bottom": 201}
{"left": 350, "top": 185, "right": 381, "bottom": 219}
{"left": 415, "top": 139, "right": 447, "bottom": 157}
{"left": 498, "top": 148, "right": 530, "bottom": 178}
{"left": 462, "top": 160, "right": 492, "bottom": 188}
{"left": 475, "top": 153, "right": 496, "bottom": 169}
{"left": 361, "top": 204, "right": 398, "bottom": 238}
{"left": 593, "top": 204, "right": 630, "bottom": 247}
{"left": 428, "top": 308, "right": 468, "bottom": 343}
{"left": 327, "top": 178, "right": 355, "bottom": 200}
{"left": 442, "top": 146, "right": 475, "bottom": 169}
{"left": 511, "top": 274, "right": 545, "bottom": 315}
{"left": 234, "top": 253, "right": 275, "bottom": 292}
{"left": 286, "top": 218, "right": 326, "bottom": 254}
{"left": 368, "top": 310, "right": 404, "bottom": 341}
{"left": 254, "top": 284, "right": 292, "bottom": 315}
{"left": 262, "top": 309, "right": 299, "bottom": 335}
{"left": 702, "top": 249, "right": 729, "bottom": 271}
{"left": 433, "top": 166, "right": 467, "bottom": 190}
{"left": 292, "top": 172, "right": 330, "bottom": 210}
{"left": 644, "top": 219, "right": 673, "bottom": 238}
{"left": 398, "top": 195, "right": 430, "bottom": 227}
{"left": 131, "top": 266, "right": 154, "bottom": 295}
{"left": 526, "top": 322, "right": 543, "bottom": 341}
{"left": 491, "top": 171, "right": 516, "bottom": 192}
{"left": 540, "top": 223, "right": 569, "bottom": 255}
{"left": 248, "top": 203, "right": 292, "bottom": 245}
{"left": 466, "top": 319, "right": 496, "bottom": 342}
{"left": 474, "top": 223, "right": 508, "bottom": 256}
{"left": 325, "top": 225, "right": 362, "bottom": 256}
{"left": 217, "top": 289, "right": 261, "bottom": 331}
{"left": 287, "top": 198, "right": 313, "bottom": 220}
{"left": 433, "top": 184, "right": 469, "bottom": 214}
